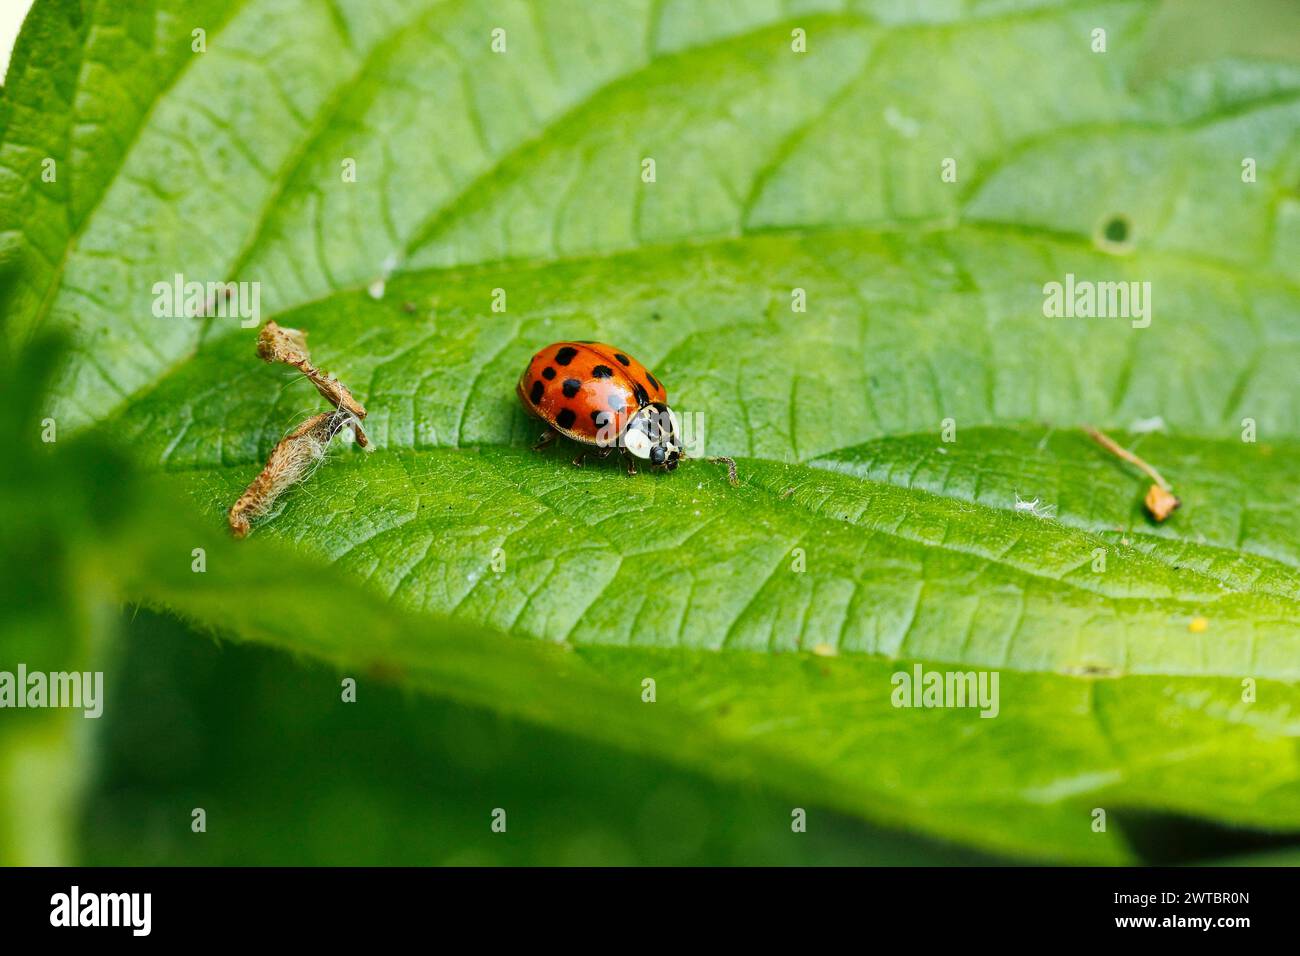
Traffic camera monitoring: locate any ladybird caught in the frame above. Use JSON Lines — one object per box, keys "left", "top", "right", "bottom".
{"left": 517, "top": 341, "right": 737, "bottom": 484}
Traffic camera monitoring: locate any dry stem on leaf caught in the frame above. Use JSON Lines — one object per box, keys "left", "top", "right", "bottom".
{"left": 228, "top": 324, "right": 369, "bottom": 537}
{"left": 1085, "top": 426, "right": 1181, "bottom": 523}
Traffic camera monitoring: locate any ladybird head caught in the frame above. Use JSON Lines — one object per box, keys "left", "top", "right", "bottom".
{"left": 623, "top": 404, "right": 682, "bottom": 471}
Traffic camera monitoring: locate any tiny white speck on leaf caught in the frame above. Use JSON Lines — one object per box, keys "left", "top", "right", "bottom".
{"left": 368, "top": 254, "right": 399, "bottom": 300}
{"left": 1013, "top": 493, "right": 1056, "bottom": 519}
{"left": 1129, "top": 415, "right": 1166, "bottom": 434}
{"left": 883, "top": 105, "right": 921, "bottom": 138}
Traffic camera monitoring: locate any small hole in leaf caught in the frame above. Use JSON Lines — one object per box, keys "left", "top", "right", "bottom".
{"left": 1096, "top": 214, "right": 1134, "bottom": 253}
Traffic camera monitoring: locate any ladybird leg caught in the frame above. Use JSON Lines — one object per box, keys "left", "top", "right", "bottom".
{"left": 593, "top": 445, "right": 615, "bottom": 460}
{"left": 571, "top": 451, "right": 586, "bottom": 468}
{"left": 532, "top": 428, "right": 558, "bottom": 452}
{"left": 625, "top": 455, "right": 637, "bottom": 477}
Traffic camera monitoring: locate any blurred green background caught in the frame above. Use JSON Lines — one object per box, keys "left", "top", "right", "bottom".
{"left": 87, "top": 608, "right": 1002, "bottom": 865}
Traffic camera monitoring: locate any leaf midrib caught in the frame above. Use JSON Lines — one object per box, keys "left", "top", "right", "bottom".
{"left": 166, "top": 442, "right": 1300, "bottom": 624}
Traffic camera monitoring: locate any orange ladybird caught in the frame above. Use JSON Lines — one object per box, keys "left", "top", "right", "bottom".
{"left": 517, "top": 341, "right": 683, "bottom": 474}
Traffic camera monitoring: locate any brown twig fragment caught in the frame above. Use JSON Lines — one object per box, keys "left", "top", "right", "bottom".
{"left": 228, "top": 323, "right": 369, "bottom": 537}
{"left": 707, "top": 456, "right": 739, "bottom": 487}
{"left": 227, "top": 410, "right": 356, "bottom": 538}
{"left": 1085, "top": 426, "right": 1180, "bottom": 522}
{"left": 257, "top": 321, "right": 368, "bottom": 440}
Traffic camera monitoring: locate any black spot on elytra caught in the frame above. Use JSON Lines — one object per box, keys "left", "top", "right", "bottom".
{"left": 615, "top": 353, "right": 630, "bottom": 366}
{"left": 555, "top": 346, "right": 577, "bottom": 365}
{"left": 529, "top": 380, "right": 544, "bottom": 404}
{"left": 591, "top": 410, "right": 610, "bottom": 426}
{"left": 542, "top": 366, "right": 556, "bottom": 380}
{"left": 556, "top": 408, "right": 576, "bottom": 429}
{"left": 562, "top": 378, "right": 582, "bottom": 398}
{"left": 592, "top": 364, "right": 613, "bottom": 379}
{"left": 646, "top": 373, "right": 660, "bottom": 392}
{"left": 632, "top": 383, "right": 650, "bottom": 406}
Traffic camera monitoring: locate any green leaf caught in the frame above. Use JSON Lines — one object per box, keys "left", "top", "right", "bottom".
{"left": 7, "top": 0, "right": 1300, "bottom": 862}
